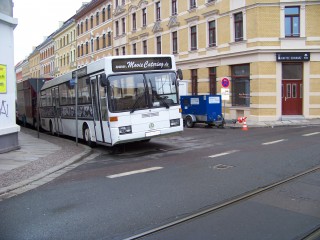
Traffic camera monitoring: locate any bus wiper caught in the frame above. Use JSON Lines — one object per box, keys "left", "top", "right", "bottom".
{"left": 130, "top": 93, "right": 145, "bottom": 113}
{"left": 156, "top": 96, "right": 169, "bottom": 109}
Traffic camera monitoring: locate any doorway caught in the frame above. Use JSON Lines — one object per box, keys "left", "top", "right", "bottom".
{"left": 282, "top": 63, "right": 303, "bottom": 115}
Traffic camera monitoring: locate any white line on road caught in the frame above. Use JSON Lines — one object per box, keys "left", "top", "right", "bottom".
{"left": 107, "top": 167, "right": 163, "bottom": 179}
{"left": 302, "top": 132, "right": 320, "bottom": 137}
{"left": 208, "top": 150, "right": 239, "bottom": 158}
{"left": 262, "top": 139, "right": 286, "bottom": 145}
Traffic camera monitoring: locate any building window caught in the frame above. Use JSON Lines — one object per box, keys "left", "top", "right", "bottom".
{"left": 122, "top": 18, "right": 126, "bottom": 34}
{"left": 80, "top": 22, "right": 83, "bottom": 34}
{"left": 102, "top": 8, "right": 106, "bottom": 22}
{"left": 77, "top": 46, "right": 80, "bottom": 57}
{"left": 143, "top": 40, "right": 147, "bottom": 54}
{"left": 156, "top": 36, "right": 161, "bottom": 54}
{"left": 96, "top": 37, "right": 100, "bottom": 50}
{"left": 190, "top": 0, "right": 196, "bottom": 9}
{"left": 191, "top": 69, "right": 198, "bottom": 95}
{"left": 122, "top": 0, "right": 125, "bottom": 5}
{"left": 122, "top": 46, "right": 125, "bottom": 55}
{"left": 85, "top": 19, "right": 88, "bottom": 31}
{"left": 115, "top": 0, "right": 118, "bottom": 7}
{"left": 103, "top": 34, "right": 106, "bottom": 48}
{"left": 132, "top": 13, "right": 137, "bottom": 30}
{"left": 96, "top": 12, "right": 99, "bottom": 26}
{"left": 107, "top": 5, "right": 111, "bottom": 19}
{"left": 190, "top": 26, "right": 197, "bottom": 51}
{"left": 209, "top": 67, "right": 216, "bottom": 95}
{"left": 172, "top": 31, "right": 178, "bottom": 54}
{"left": 208, "top": 20, "right": 216, "bottom": 47}
{"left": 91, "top": 39, "right": 94, "bottom": 52}
{"left": 116, "top": 48, "right": 119, "bottom": 55}
{"left": 142, "top": 8, "right": 147, "bottom": 27}
{"left": 234, "top": 12, "right": 243, "bottom": 42}
{"left": 90, "top": 16, "right": 93, "bottom": 28}
{"left": 86, "top": 42, "right": 89, "bottom": 54}
{"left": 115, "top": 21, "right": 119, "bottom": 36}
{"left": 132, "top": 43, "right": 137, "bottom": 54}
{"left": 172, "top": 0, "right": 177, "bottom": 15}
{"left": 231, "top": 64, "right": 250, "bottom": 107}
{"left": 156, "top": 2, "right": 161, "bottom": 21}
{"left": 81, "top": 44, "right": 84, "bottom": 56}
{"left": 108, "top": 32, "right": 112, "bottom": 46}
{"left": 285, "top": 6, "right": 300, "bottom": 37}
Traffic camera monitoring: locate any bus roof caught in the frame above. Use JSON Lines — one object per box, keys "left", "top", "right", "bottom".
{"left": 41, "top": 54, "right": 176, "bottom": 91}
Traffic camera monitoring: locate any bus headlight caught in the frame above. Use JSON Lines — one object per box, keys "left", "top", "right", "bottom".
{"left": 119, "top": 126, "right": 132, "bottom": 135}
{"left": 170, "top": 118, "right": 180, "bottom": 127}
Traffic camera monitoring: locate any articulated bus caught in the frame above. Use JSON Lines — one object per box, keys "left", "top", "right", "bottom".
{"left": 39, "top": 55, "right": 183, "bottom": 146}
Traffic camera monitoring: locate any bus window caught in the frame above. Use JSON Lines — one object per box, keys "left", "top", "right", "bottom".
{"left": 78, "top": 77, "right": 90, "bottom": 104}
{"left": 59, "top": 84, "right": 68, "bottom": 105}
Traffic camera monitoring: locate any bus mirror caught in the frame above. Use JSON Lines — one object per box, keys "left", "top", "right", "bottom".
{"left": 100, "top": 73, "right": 108, "bottom": 86}
{"left": 176, "top": 69, "right": 183, "bottom": 80}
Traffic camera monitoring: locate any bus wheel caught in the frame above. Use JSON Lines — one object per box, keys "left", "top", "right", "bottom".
{"left": 49, "top": 121, "right": 55, "bottom": 135}
{"left": 185, "top": 116, "right": 194, "bottom": 128}
{"left": 83, "top": 125, "right": 95, "bottom": 147}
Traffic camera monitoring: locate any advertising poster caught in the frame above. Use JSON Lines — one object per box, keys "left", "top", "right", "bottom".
{"left": 0, "top": 64, "right": 7, "bottom": 93}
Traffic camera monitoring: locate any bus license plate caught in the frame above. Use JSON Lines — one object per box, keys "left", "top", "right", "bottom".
{"left": 145, "top": 131, "right": 160, "bottom": 137}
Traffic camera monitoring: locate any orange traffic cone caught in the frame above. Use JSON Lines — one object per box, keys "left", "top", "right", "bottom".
{"left": 242, "top": 120, "right": 248, "bottom": 131}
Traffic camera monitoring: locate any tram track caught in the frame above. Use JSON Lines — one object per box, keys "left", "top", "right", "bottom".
{"left": 123, "top": 164, "right": 320, "bottom": 240}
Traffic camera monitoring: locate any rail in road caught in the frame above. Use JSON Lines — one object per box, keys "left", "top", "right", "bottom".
{"left": 124, "top": 165, "right": 320, "bottom": 240}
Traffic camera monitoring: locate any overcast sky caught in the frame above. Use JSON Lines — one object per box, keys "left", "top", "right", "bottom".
{"left": 13, "top": 0, "right": 86, "bottom": 64}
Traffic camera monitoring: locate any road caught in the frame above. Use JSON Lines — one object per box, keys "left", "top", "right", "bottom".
{"left": 0, "top": 125, "right": 320, "bottom": 240}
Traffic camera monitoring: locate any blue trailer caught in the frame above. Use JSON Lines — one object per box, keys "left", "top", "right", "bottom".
{"left": 180, "top": 95, "right": 225, "bottom": 128}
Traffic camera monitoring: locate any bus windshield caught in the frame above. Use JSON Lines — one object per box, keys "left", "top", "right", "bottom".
{"left": 107, "top": 72, "right": 179, "bottom": 112}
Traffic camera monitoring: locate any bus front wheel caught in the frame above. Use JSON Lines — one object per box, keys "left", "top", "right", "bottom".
{"left": 83, "top": 125, "right": 95, "bottom": 147}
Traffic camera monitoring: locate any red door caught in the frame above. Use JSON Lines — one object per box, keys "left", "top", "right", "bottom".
{"left": 282, "top": 80, "right": 303, "bottom": 115}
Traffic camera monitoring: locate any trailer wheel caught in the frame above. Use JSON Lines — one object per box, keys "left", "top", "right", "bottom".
{"left": 185, "top": 116, "right": 194, "bottom": 128}
{"left": 83, "top": 125, "right": 96, "bottom": 147}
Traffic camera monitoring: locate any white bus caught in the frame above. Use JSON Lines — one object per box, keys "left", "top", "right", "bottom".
{"left": 39, "top": 55, "right": 183, "bottom": 147}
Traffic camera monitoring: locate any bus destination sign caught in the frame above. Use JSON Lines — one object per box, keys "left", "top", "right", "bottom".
{"left": 276, "top": 52, "right": 310, "bottom": 62}
{"left": 72, "top": 66, "right": 87, "bottom": 78}
{"left": 112, "top": 57, "right": 172, "bottom": 72}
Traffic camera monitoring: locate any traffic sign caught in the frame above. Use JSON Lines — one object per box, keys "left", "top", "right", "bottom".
{"left": 221, "top": 77, "right": 230, "bottom": 88}
{"left": 221, "top": 88, "right": 230, "bottom": 101}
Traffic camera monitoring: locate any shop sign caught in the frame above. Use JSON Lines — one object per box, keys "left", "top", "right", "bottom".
{"left": 112, "top": 57, "right": 172, "bottom": 72}
{"left": 276, "top": 52, "right": 310, "bottom": 62}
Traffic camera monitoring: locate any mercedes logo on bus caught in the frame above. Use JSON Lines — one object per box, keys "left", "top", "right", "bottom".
{"left": 149, "top": 123, "right": 155, "bottom": 129}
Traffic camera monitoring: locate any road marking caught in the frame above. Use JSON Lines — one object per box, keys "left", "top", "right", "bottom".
{"left": 107, "top": 167, "right": 163, "bottom": 179}
{"left": 302, "top": 132, "right": 320, "bottom": 137}
{"left": 208, "top": 150, "right": 239, "bottom": 158}
{"left": 262, "top": 139, "right": 286, "bottom": 145}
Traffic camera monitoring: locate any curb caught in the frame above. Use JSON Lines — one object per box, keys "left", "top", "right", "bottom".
{"left": 0, "top": 145, "right": 92, "bottom": 197}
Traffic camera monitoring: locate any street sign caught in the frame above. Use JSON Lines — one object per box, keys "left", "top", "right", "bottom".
{"left": 221, "top": 88, "right": 230, "bottom": 101}
{"left": 221, "top": 77, "right": 230, "bottom": 88}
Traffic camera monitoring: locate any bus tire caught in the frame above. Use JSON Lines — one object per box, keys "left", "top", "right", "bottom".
{"left": 185, "top": 116, "right": 194, "bottom": 128}
{"left": 83, "top": 125, "right": 95, "bottom": 147}
{"left": 49, "top": 121, "right": 55, "bottom": 135}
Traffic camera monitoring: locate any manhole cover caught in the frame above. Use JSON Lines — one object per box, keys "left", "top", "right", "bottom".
{"left": 213, "top": 164, "right": 234, "bottom": 170}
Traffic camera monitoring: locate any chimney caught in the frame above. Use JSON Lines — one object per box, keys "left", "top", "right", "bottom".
{"left": 59, "top": 21, "right": 64, "bottom": 28}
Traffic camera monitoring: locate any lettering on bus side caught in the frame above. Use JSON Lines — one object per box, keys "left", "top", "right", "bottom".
{"left": 112, "top": 57, "right": 172, "bottom": 72}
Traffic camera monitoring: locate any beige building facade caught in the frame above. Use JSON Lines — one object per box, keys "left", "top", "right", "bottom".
{"left": 29, "top": 47, "right": 40, "bottom": 78}
{"left": 75, "top": 0, "right": 113, "bottom": 67}
{"left": 15, "top": 0, "right": 320, "bottom": 122}
{"left": 39, "top": 36, "right": 55, "bottom": 79}
{"left": 124, "top": 0, "right": 320, "bottom": 121}
{"left": 53, "top": 19, "right": 77, "bottom": 77}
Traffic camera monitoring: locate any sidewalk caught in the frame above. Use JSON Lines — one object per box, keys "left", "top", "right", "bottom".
{"left": 0, "top": 118, "right": 319, "bottom": 198}
{"left": 0, "top": 127, "right": 92, "bottom": 197}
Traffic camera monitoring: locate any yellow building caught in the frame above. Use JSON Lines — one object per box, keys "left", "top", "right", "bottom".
{"left": 75, "top": 0, "right": 113, "bottom": 67}
{"left": 28, "top": 47, "right": 40, "bottom": 78}
{"left": 124, "top": 0, "right": 320, "bottom": 121}
{"left": 38, "top": 35, "right": 55, "bottom": 79}
{"left": 53, "top": 19, "right": 77, "bottom": 77}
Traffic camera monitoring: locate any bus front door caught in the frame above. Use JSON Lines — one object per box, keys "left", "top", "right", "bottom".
{"left": 90, "top": 76, "right": 111, "bottom": 144}
{"left": 52, "top": 87, "right": 62, "bottom": 134}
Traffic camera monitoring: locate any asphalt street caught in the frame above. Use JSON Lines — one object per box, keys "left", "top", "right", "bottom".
{"left": 0, "top": 125, "right": 319, "bottom": 240}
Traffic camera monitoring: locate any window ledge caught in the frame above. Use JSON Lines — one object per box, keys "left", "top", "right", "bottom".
{"left": 279, "top": 37, "right": 306, "bottom": 41}
{"left": 229, "top": 40, "right": 247, "bottom": 46}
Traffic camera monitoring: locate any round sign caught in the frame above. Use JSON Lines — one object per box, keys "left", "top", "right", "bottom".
{"left": 221, "top": 77, "right": 230, "bottom": 88}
